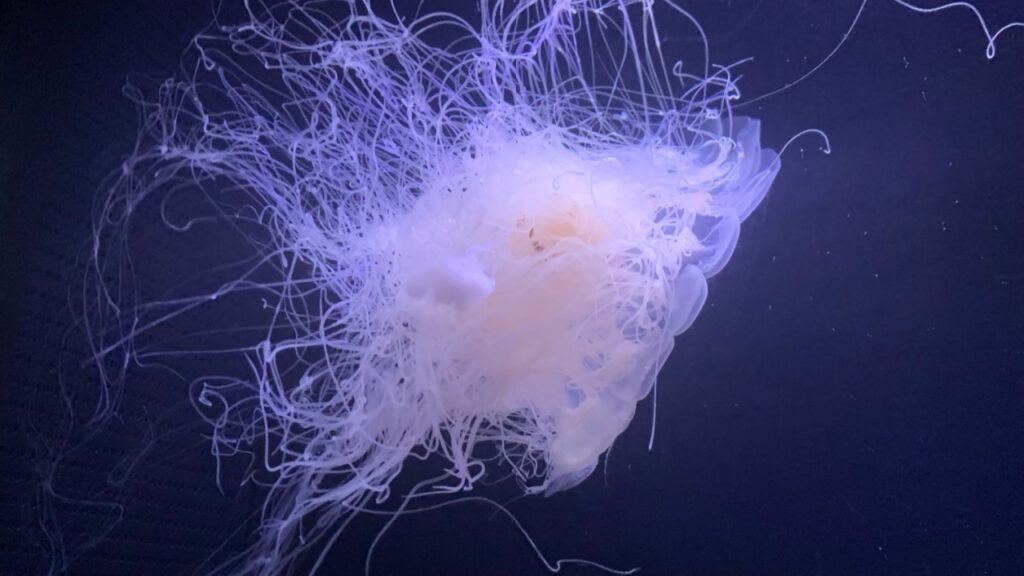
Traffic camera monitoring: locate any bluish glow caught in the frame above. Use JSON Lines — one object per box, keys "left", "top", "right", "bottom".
{"left": 71, "top": 1, "right": 1017, "bottom": 574}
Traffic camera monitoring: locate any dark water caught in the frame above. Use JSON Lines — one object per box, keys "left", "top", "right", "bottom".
{"left": 1, "top": 1, "right": 1021, "bottom": 575}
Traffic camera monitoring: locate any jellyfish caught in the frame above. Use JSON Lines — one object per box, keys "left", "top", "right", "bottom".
{"left": 79, "top": 0, "right": 826, "bottom": 573}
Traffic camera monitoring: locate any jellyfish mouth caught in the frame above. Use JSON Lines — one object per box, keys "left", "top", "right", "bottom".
{"left": 510, "top": 199, "right": 609, "bottom": 256}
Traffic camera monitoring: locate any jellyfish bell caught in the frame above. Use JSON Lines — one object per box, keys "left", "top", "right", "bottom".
{"left": 388, "top": 117, "right": 779, "bottom": 494}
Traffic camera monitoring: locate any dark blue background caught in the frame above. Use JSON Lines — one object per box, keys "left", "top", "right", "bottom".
{"left": 1, "top": 1, "right": 1021, "bottom": 575}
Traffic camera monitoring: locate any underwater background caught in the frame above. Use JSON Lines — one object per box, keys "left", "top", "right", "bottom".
{"left": 1, "top": 1, "right": 1022, "bottom": 575}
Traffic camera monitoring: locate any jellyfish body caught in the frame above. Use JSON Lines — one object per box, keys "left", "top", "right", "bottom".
{"left": 393, "top": 121, "right": 777, "bottom": 491}
{"left": 87, "top": 0, "right": 779, "bottom": 572}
